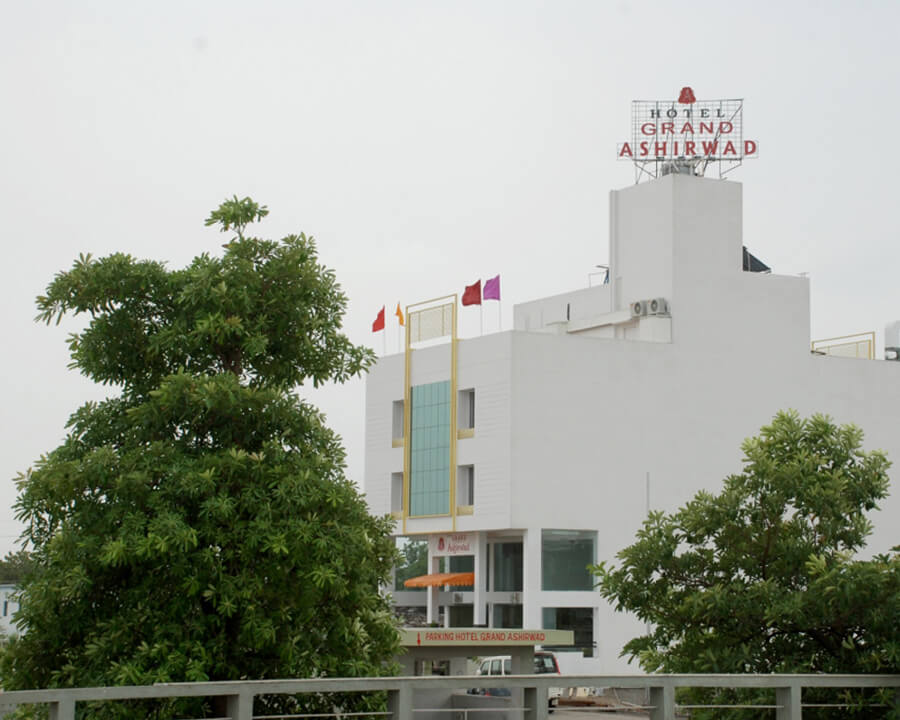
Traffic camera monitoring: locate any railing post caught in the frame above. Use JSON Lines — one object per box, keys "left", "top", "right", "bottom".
{"left": 649, "top": 684, "right": 675, "bottom": 720}
{"left": 48, "top": 698, "right": 75, "bottom": 720}
{"left": 225, "top": 692, "right": 254, "bottom": 720}
{"left": 776, "top": 685, "right": 801, "bottom": 720}
{"left": 524, "top": 685, "right": 548, "bottom": 720}
{"left": 387, "top": 682, "right": 413, "bottom": 720}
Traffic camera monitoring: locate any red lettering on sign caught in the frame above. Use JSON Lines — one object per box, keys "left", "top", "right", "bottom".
{"left": 641, "top": 122, "right": 656, "bottom": 136}
{"left": 680, "top": 122, "right": 695, "bottom": 134}
{"left": 744, "top": 140, "right": 757, "bottom": 155}
{"left": 618, "top": 143, "right": 633, "bottom": 158}
{"left": 639, "top": 141, "right": 649, "bottom": 156}
{"left": 654, "top": 142, "right": 667, "bottom": 155}
{"left": 684, "top": 141, "right": 696, "bottom": 155}
{"left": 701, "top": 140, "right": 718, "bottom": 155}
{"left": 719, "top": 122, "right": 733, "bottom": 134}
{"left": 723, "top": 141, "right": 737, "bottom": 156}
{"left": 660, "top": 122, "right": 674, "bottom": 134}
{"left": 699, "top": 122, "right": 714, "bottom": 134}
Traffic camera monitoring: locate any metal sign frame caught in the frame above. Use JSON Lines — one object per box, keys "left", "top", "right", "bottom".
{"left": 617, "top": 89, "right": 758, "bottom": 182}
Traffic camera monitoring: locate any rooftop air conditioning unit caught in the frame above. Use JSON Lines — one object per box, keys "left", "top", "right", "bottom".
{"left": 647, "top": 297, "right": 669, "bottom": 315}
{"left": 630, "top": 300, "right": 648, "bottom": 318}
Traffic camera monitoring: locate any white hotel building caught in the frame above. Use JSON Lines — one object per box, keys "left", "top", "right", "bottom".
{"left": 363, "top": 172, "right": 900, "bottom": 673}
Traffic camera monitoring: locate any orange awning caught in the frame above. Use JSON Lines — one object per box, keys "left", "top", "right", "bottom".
{"left": 403, "top": 572, "right": 475, "bottom": 588}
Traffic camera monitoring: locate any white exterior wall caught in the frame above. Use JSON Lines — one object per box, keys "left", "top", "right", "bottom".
{"left": 0, "top": 584, "right": 19, "bottom": 637}
{"left": 363, "top": 173, "right": 900, "bottom": 672}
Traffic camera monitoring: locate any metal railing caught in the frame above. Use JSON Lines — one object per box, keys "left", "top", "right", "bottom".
{"left": 0, "top": 673, "right": 897, "bottom": 720}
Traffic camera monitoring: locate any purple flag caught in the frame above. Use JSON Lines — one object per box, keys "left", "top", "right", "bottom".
{"left": 483, "top": 274, "right": 501, "bottom": 301}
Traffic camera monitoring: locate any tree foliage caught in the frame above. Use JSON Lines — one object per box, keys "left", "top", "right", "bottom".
{"left": 394, "top": 539, "right": 428, "bottom": 590}
{"left": 0, "top": 550, "right": 33, "bottom": 585}
{"left": 2, "top": 198, "right": 399, "bottom": 713}
{"left": 594, "top": 411, "right": 899, "bottom": 717}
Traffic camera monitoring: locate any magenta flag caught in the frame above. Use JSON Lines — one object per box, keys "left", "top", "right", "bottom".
{"left": 483, "top": 274, "right": 501, "bottom": 301}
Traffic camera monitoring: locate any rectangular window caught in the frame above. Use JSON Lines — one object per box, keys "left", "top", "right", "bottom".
{"left": 448, "top": 604, "right": 474, "bottom": 628}
{"left": 390, "top": 472, "right": 403, "bottom": 513}
{"left": 541, "top": 529, "right": 596, "bottom": 591}
{"left": 458, "top": 388, "right": 475, "bottom": 429}
{"left": 457, "top": 465, "right": 474, "bottom": 506}
{"left": 492, "top": 542, "right": 523, "bottom": 592}
{"left": 392, "top": 400, "right": 404, "bottom": 440}
{"left": 409, "top": 380, "right": 451, "bottom": 516}
{"left": 394, "top": 538, "right": 427, "bottom": 592}
{"left": 448, "top": 554, "right": 474, "bottom": 591}
{"left": 542, "top": 607, "right": 595, "bottom": 657}
{"left": 492, "top": 603, "right": 523, "bottom": 629}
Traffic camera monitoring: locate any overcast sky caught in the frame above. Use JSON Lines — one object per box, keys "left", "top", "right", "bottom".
{"left": 2, "top": 0, "right": 899, "bottom": 556}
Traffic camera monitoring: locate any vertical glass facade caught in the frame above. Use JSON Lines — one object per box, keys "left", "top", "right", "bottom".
{"left": 409, "top": 380, "right": 451, "bottom": 516}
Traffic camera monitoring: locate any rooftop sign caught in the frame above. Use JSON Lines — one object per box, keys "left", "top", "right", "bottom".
{"left": 617, "top": 87, "right": 758, "bottom": 180}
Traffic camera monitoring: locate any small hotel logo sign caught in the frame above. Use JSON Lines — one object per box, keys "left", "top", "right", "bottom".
{"left": 617, "top": 87, "right": 758, "bottom": 180}
{"left": 430, "top": 532, "right": 473, "bottom": 557}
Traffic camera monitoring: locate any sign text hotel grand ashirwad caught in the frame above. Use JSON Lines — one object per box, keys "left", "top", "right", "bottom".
{"left": 618, "top": 87, "right": 758, "bottom": 161}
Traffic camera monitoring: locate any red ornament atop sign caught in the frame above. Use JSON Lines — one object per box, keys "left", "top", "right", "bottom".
{"left": 438, "top": 537, "right": 445, "bottom": 551}
{"left": 678, "top": 86, "right": 696, "bottom": 104}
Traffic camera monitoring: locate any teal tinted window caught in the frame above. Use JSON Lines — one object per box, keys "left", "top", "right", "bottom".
{"left": 409, "top": 380, "right": 451, "bottom": 516}
{"left": 541, "top": 529, "right": 596, "bottom": 591}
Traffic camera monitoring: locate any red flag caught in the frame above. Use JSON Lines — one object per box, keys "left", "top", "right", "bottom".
{"left": 372, "top": 306, "right": 385, "bottom": 332}
{"left": 462, "top": 280, "right": 482, "bottom": 306}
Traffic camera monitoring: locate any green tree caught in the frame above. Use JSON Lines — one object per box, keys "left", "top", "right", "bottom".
{"left": 394, "top": 539, "right": 428, "bottom": 591}
{"left": 0, "top": 549, "right": 33, "bottom": 585}
{"left": 594, "top": 410, "right": 899, "bottom": 717}
{"left": 2, "top": 197, "right": 400, "bottom": 715}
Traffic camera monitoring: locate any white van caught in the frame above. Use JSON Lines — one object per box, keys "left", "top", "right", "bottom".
{"left": 472, "top": 651, "right": 562, "bottom": 709}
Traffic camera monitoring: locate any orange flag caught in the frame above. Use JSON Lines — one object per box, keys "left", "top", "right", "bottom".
{"left": 395, "top": 302, "right": 405, "bottom": 326}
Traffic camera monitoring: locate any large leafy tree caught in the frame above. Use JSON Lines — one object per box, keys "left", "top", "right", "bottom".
{"left": 0, "top": 549, "right": 33, "bottom": 585}
{"left": 2, "top": 198, "right": 400, "bottom": 710}
{"left": 594, "top": 410, "right": 899, "bottom": 717}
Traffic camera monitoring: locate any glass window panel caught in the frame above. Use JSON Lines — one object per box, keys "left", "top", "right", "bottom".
{"left": 409, "top": 380, "right": 452, "bottom": 516}
{"left": 492, "top": 542, "right": 523, "bottom": 592}
{"left": 542, "top": 607, "right": 595, "bottom": 657}
{"left": 394, "top": 538, "right": 428, "bottom": 592}
{"left": 541, "top": 530, "right": 596, "bottom": 591}
{"left": 492, "top": 603, "right": 523, "bottom": 629}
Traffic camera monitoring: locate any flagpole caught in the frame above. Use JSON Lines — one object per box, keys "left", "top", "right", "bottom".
{"left": 498, "top": 300, "right": 502, "bottom": 331}
{"left": 383, "top": 329, "right": 386, "bottom": 357}
{"left": 479, "top": 304, "right": 483, "bottom": 337}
